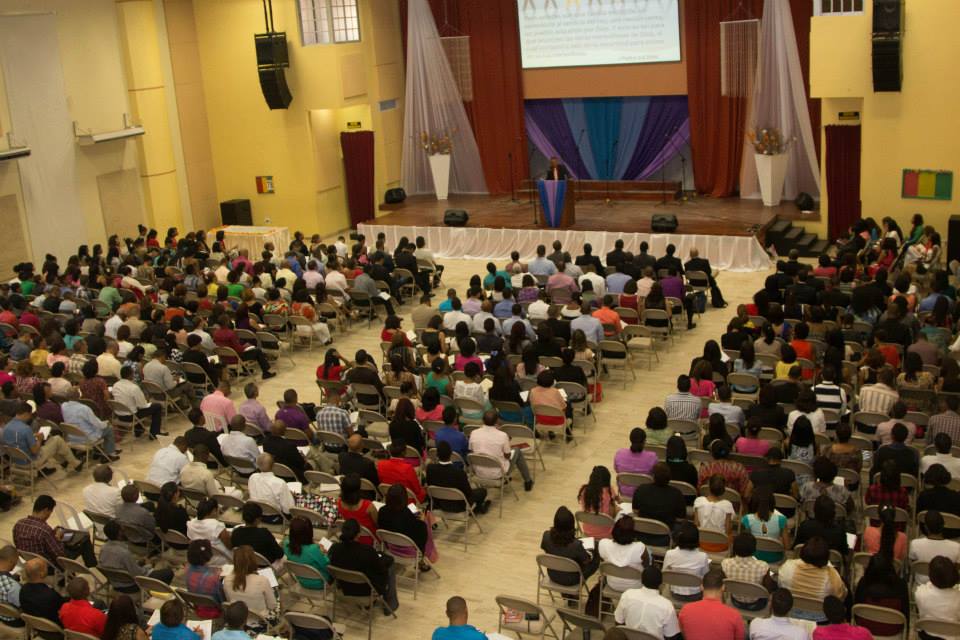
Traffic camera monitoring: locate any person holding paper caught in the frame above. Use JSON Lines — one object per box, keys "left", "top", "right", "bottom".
{"left": 328, "top": 519, "right": 399, "bottom": 614}
{"left": 2, "top": 401, "right": 83, "bottom": 473}
{"left": 222, "top": 546, "right": 277, "bottom": 619}
{"left": 231, "top": 503, "right": 284, "bottom": 567}
{"left": 220, "top": 415, "right": 260, "bottom": 465}
{"left": 150, "top": 599, "right": 205, "bottom": 640}
{"left": 378, "top": 483, "right": 438, "bottom": 570}
{"left": 180, "top": 445, "right": 242, "bottom": 500}
{"left": 82, "top": 464, "right": 122, "bottom": 517}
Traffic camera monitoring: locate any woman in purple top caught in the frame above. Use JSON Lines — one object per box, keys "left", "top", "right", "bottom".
{"left": 613, "top": 428, "right": 658, "bottom": 498}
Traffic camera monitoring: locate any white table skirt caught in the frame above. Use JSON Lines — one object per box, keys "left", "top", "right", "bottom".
{"left": 216, "top": 225, "right": 290, "bottom": 257}
{"left": 358, "top": 223, "right": 771, "bottom": 272}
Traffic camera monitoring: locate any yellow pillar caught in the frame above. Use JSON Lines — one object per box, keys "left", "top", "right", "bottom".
{"left": 116, "top": 0, "right": 183, "bottom": 233}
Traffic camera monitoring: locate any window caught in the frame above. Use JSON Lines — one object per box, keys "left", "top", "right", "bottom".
{"left": 815, "top": 0, "right": 864, "bottom": 16}
{"left": 298, "top": 0, "right": 360, "bottom": 46}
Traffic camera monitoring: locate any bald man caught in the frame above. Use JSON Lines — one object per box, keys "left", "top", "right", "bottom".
{"left": 18, "top": 557, "right": 66, "bottom": 629}
{"left": 338, "top": 433, "right": 379, "bottom": 496}
{"left": 685, "top": 247, "right": 726, "bottom": 308}
{"left": 248, "top": 453, "right": 295, "bottom": 515}
{"left": 432, "top": 596, "right": 486, "bottom": 640}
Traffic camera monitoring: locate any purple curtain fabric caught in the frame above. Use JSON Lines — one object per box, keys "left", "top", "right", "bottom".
{"left": 524, "top": 112, "right": 577, "bottom": 179}
{"left": 525, "top": 100, "right": 591, "bottom": 179}
{"left": 638, "top": 119, "right": 691, "bottom": 179}
{"left": 621, "top": 95, "right": 689, "bottom": 180}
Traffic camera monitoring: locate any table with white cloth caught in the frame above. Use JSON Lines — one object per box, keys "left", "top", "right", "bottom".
{"left": 213, "top": 225, "right": 290, "bottom": 257}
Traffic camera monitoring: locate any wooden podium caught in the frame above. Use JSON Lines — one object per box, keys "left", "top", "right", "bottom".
{"left": 537, "top": 179, "right": 576, "bottom": 229}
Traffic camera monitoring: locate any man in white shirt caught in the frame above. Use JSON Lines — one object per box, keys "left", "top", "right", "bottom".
{"left": 180, "top": 444, "right": 242, "bottom": 499}
{"left": 214, "top": 259, "right": 231, "bottom": 283}
{"left": 528, "top": 245, "right": 557, "bottom": 277}
{"left": 96, "top": 342, "right": 122, "bottom": 379}
{"left": 325, "top": 265, "right": 348, "bottom": 294}
{"left": 188, "top": 317, "right": 216, "bottom": 351}
{"left": 104, "top": 310, "right": 125, "bottom": 340}
{"left": 470, "top": 300, "right": 501, "bottom": 335}
{"left": 909, "top": 510, "right": 960, "bottom": 584}
{"left": 441, "top": 298, "right": 471, "bottom": 332}
{"left": 614, "top": 566, "right": 681, "bottom": 640}
{"left": 82, "top": 464, "right": 122, "bottom": 517}
{"left": 334, "top": 236, "right": 348, "bottom": 257}
{"left": 145, "top": 437, "right": 189, "bottom": 486}
{"left": 915, "top": 556, "right": 960, "bottom": 629}
{"left": 112, "top": 365, "right": 166, "bottom": 439}
{"left": 468, "top": 410, "right": 533, "bottom": 491}
{"left": 921, "top": 433, "right": 960, "bottom": 478}
{"left": 579, "top": 266, "right": 606, "bottom": 298}
{"left": 248, "top": 453, "right": 295, "bottom": 515}
{"left": 221, "top": 415, "right": 261, "bottom": 464}
{"left": 142, "top": 347, "right": 192, "bottom": 403}
{"left": 748, "top": 589, "right": 808, "bottom": 640}
{"left": 527, "top": 292, "right": 551, "bottom": 322}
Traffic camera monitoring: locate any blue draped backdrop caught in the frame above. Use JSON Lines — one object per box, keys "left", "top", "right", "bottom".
{"left": 525, "top": 96, "right": 690, "bottom": 181}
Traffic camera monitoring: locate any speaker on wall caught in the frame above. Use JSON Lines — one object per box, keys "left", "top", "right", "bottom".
{"left": 220, "top": 199, "right": 252, "bottom": 226}
{"left": 258, "top": 67, "right": 293, "bottom": 109}
{"left": 872, "top": 37, "right": 902, "bottom": 92}
{"left": 948, "top": 215, "right": 960, "bottom": 265}
{"left": 873, "top": 0, "right": 903, "bottom": 34}
{"left": 254, "top": 32, "right": 289, "bottom": 67}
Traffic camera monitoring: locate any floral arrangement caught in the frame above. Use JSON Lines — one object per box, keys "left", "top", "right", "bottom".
{"left": 747, "top": 127, "right": 794, "bottom": 155}
{"left": 420, "top": 131, "right": 454, "bottom": 155}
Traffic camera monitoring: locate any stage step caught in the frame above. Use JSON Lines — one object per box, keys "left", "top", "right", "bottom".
{"left": 767, "top": 215, "right": 827, "bottom": 259}
{"left": 783, "top": 226, "right": 803, "bottom": 242}
{"left": 769, "top": 219, "right": 793, "bottom": 235}
{"left": 796, "top": 232, "right": 817, "bottom": 248}
{"left": 809, "top": 239, "right": 830, "bottom": 254}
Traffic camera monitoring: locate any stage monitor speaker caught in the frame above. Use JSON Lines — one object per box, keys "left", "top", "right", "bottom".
{"left": 873, "top": 0, "right": 902, "bottom": 34}
{"left": 651, "top": 214, "right": 678, "bottom": 233}
{"left": 872, "top": 37, "right": 902, "bottom": 92}
{"left": 443, "top": 209, "right": 469, "bottom": 227}
{"left": 220, "top": 199, "right": 252, "bottom": 226}
{"left": 948, "top": 215, "right": 960, "bottom": 264}
{"left": 795, "top": 192, "right": 815, "bottom": 211}
{"left": 258, "top": 67, "right": 293, "bottom": 109}
{"left": 254, "top": 32, "right": 289, "bottom": 67}
{"left": 384, "top": 188, "right": 406, "bottom": 204}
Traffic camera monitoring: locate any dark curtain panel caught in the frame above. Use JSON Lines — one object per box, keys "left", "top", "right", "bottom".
{"left": 825, "top": 125, "right": 862, "bottom": 241}
{"left": 340, "top": 131, "right": 375, "bottom": 226}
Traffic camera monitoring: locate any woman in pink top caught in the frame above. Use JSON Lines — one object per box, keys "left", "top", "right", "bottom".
{"left": 689, "top": 360, "right": 716, "bottom": 418}
{"left": 734, "top": 418, "right": 772, "bottom": 457}
{"left": 813, "top": 596, "right": 873, "bottom": 640}
{"left": 861, "top": 505, "right": 907, "bottom": 561}
{"left": 453, "top": 339, "right": 483, "bottom": 372}
{"left": 613, "top": 428, "right": 658, "bottom": 498}
{"left": 577, "top": 465, "right": 619, "bottom": 538}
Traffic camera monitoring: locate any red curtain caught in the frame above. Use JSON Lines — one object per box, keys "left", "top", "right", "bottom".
{"left": 398, "top": 0, "right": 528, "bottom": 195}
{"left": 340, "top": 131, "right": 375, "bottom": 226}
{"left": 825, "top": 125, "right": 861, "bottom": 241}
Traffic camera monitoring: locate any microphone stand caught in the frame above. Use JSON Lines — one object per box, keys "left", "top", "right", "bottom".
{"left": 531, "top": 168, "right": 539, "bottom": 227}
{"left": 606, "top": 139, "right": 618, "bottom": 206}
{"left": 508, "top": 151, "right": 517, "bottom": 203}
{"left": 655, "top": 127, "right": 678, "bottom": 207}
{"left": 661, "top": 125, "right": 687, "bottom": 205}
{"left": 574, "top": 129, "right": 586, "bottom": 202}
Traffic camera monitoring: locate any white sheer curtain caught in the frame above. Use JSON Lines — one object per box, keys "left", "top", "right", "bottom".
{"left": 401, "top": 0, "right": 487, "bottom": 195}
{"left": 748, "top": 0, "right": 820, "bottom": 201}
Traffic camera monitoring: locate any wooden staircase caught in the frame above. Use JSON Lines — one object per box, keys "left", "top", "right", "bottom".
{"left": 766, "top": 217, "right": 830, "bottom": 258}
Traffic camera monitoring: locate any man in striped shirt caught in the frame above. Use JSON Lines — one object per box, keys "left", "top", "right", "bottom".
{"left": 857, "top": 368, "right": 899, "bottom": 416}
{"left": 665, "top": 375, "right": 702, "bottom": 422}
{"left": 927, "top": 394, "right": 960, "bottom": 444}
{"left": 813, "top": 364, "right": 847, "bottom": 425}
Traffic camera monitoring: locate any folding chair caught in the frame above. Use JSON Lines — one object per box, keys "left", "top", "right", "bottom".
{"left": 176, "top": 588, "right": 223, "bottom": 622}
{"left": 500, "top": 423, "right": 545, "bottom": 478}
{"left": 536, "top": 554, "right": 589, "bottom": 611}
{"left": 494, "top": 595, "right": 559, "bottom": 639}
{"left": 631, "top": 517, "right": 672, "bottom": 560}
{"left": 282, "top": 612, "right": 342, "bottom": 640}
{"left": 611, "top": 628, "right": 658, "bottom": 640}
{"left": 134, "top": 575, "right": 178, "bottom": 613}
{"left": 660, "top": 570, "right": 705, "bottom": 610}
{"left": 622, "top": 324, "right": 658, "bottom": 370}
{"left": 851, "top": 603, "right": 906, "bottom": 640}
{"left": 377, "top": 528, "right": 438, "bottom": 599}
{"left": 533, "top": 404, "right": 575, "bottom": 459}
{"left": 723, "top": 579, "right": 771, "bottom": 620}
{"left": 557, "top": 607, "right": 608, "bottom": 639}
{"left": 616, "top": 473, "right": 653, "bottom": 495}
{"left": 21, "top": 614, "right": 64, "bottom": 640}
{"left": 4, "top": 445, "right": 58, "bottom": 494}
{"left": 467, "top": 452, "right": 519, "bottom": 518}
{"left": 327, "top": 565, "right": 397, "bottom": 640}
{"left": 181, "top": 362, "right": 216, "bottom": 397}
{"left": 599, "top": 340, "right": 634, "bottom": 388}
{"left": 427, "top": 485, "right": 483, "bottom": 551}
{"left": 59, "top": 422, "right": 109, "bottom": 466}
{"left": 917, "top": 618, "right": 960, "bottom": 639}
{"left": 284, "top": 561, "right": 329, "bottom": 608}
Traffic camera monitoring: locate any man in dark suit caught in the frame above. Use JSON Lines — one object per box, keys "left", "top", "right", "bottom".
{"left": 871, "top": 424, "right": 919, "bottom": 477}
{"left": 183, "top": 408, "right": 227, "bottom": 468}
{"left": 605, "top": 239, "right": 627, "bottom": 270}
{"left": 544, "top": 156, "right": 568, "bottom": 181}
{"left": 338, "top": 434, "right": 379, "bottom": 498}
{"left": 345, "top": 350, "right": 385, "bottom": 408}
{"left": 788, "top": 270, "right": 821, "bottom": 306}
{"left": 263, "top": 421, "right": 309, "bottom": 482}
{"left": 395, "top": 242, "right": 429, "bottom": 295}
{"left": 182, "top": 334, "right": 220, "bottom": 386}
{"left": 684, "top": 247, "right": 726, "bottom": 308}
{"left": 654, "top": 243, "right": 683, "bottom": 275}
{"left": 635, "top": 241, "right": 657, "bottom": 271}
{"left": 574, "top": 243, "right": 604, "bottom": 275}
{"left": 425, "top": 442, "right": 489, "bottom": 514}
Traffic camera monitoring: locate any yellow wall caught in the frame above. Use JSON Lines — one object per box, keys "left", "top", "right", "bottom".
{"left": 191, "top": 0, "right": 404, "bottom": 236}
{"left": 810, "top": 2, "right": 960, "bottom": 239}
{"left": 0, "top": 0, "right": 144, "bottom": 261}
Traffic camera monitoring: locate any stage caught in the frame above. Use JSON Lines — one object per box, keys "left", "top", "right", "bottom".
{"left": 360, "top": 194, "right": 811, "bottom": 271}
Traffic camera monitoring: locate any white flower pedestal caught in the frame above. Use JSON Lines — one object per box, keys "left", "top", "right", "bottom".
{"left": 428, "top": 153, "right": 451, "bottom": 200}
{"left": 754, "top": 152, "right": 789, "bottom": 206}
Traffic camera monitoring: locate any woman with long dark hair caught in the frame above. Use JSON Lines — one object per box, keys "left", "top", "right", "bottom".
{"left": 388, "top": 398, "right": 425, "bottom": 455}
{"left": 539, "top": 506, "right": 599, "bottom": 586}
{"left": 101, "top": 595, "right": 148, "bottom": 640}
{"left": 853, "top": 552, "right": 908, "bottom": 638}
{"left": 283, "top": 516, "right": 330, "bottom": 586}
{"left": 576, "top": 466, "right": 619, "bottom": 538}
{"left": 377, "top": 483, "right": 438, "bottom": 570}
{"left": 740, "top": 486, "right": 789, "bottom": 563}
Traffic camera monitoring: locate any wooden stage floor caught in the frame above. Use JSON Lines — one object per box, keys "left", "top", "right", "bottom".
{"left": 370, "top": 194, "right": 814, "bottom": 237}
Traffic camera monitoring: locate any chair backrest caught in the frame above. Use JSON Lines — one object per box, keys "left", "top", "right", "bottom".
{"left": 21, "top": 613, "right": 64, "bottom": 635}
{"left": 327, "top": 564, "right": 374, "bottom": 591}
{"left": 282, "top": 612, "right": 336, "bottom": 638}
{"left": 427, "top": 485, "right": 468, "bottom": 510}
{"left": 176, "top": 588, "right": 222, "bottom": 615}
{"left": 661, "top": 570, "right": 703, "bottom": 591}
{"left": 851, "top": 603, "right": 906, "bottom": 630}
{"left": 537, "top": 552, "right": 583, "bottom": 579}
{"left": 556, "top": 607, "right": 608, "bottom": 634}
{"left": 723, "top": 579, "right": 771, "bottom": 612}
{"left": 285, "top": 560, "right": 328, "bottom": 585}
{"left": 613, "top": 628, "right": 659, "bottom": 640}
{"left": 495, "top": 594, "right": 548, "bottom": 621}
{"left": 631, "top": 517, "right": 671, "bottom": 538}
{"left": 617, "top": 472, "right": 653, "bottom": 489}
{"left": 917, "top": 618, "right": 960, "bottom": 637}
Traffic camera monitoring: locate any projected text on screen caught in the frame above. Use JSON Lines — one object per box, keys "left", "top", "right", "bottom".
{"left": 517, "top": 0, "right": 680, "bottom": 69}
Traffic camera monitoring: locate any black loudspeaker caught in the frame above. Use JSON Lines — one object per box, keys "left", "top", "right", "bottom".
{"left": 795, "top": 192, "right": 815, "bottom": 211}
{"left": 651, "top": 214, "right": 678, "bottom": 233}
{"left": 443, "top": 209, "right": 469, "bottom": 227}
{"left": 255, "top": 32, "right": 289, "bottom": 67}
{"left": 872, "top": 37, "right": 902, "bottom": 92}
{"left": 220, "top": 199, "right": 252, "bottom": 226}
{"left": 948, "top": 215, "right": 960, "bottom": 264}
{"left": 873, "top": 0, "right": 902, "bottom": 34}
{"left": 258, "top": 68, "right": 292, "bottom": 109}
{"left": 384, "top": 188, "right": 406, "bottom": 204}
